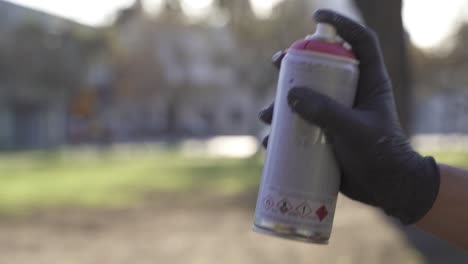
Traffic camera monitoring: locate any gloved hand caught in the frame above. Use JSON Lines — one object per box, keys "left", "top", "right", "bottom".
{"left": 259, "top": 9, "right": 440, "bottom": 225}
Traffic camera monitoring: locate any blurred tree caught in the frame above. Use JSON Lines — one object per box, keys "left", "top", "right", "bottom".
{"left": 111, "top": 0, "right": 183, "bottom": 136}
{"left": 411, "top": 22, "right": 468, "bottom": 95}
{"left": 215, "top": 0, "right": 313, "bottom": 97}
{"left": 449, "top": 23, "right": 468, "bottom": 67}
{"left": 354, "top": 0, "right": 412, "bottom": 133}
{"left": 159, "top": 0, "right": 186, "bottom": 135}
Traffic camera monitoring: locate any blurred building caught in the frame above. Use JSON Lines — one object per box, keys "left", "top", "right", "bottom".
{"left": 0, "top": 0, "right": 99, "bottom": 149}
{"left": 110, "top": 1, "right": 260, "bottom": 140}
{"left": 0, "top": 0, "right": 263, "bottom": 150}
{"left": 7, "top": 0, "right": 468, "bottom": 150}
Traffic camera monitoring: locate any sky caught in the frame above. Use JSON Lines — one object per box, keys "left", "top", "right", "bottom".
{"left": 5, "top": 0, "right": 468, "bottom": 50}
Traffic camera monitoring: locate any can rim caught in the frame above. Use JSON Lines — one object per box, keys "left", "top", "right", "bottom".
{"left": 287, "top": 49, "right": 359, "bottom": 65}
{"left": 252, "top": 224, "right": 330, "bottom": 244}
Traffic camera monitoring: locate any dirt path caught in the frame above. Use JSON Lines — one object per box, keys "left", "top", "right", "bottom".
{"left": 0, "top": 193, "right": 459, "bottom": 264}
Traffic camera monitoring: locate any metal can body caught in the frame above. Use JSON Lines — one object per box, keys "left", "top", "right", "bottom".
{"left": 253, "top": 46, "right": 359, "bottom": 244}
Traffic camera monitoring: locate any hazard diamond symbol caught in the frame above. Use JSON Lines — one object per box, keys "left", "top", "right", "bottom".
{"left": 295, "top": 202, "right": 313, "bottom": 217}
{"left": 263, "top": 196, "right": 275, "bottom": 208}
{"left": 277, "top": 199, "right": 292, "bottom": 214}
{"left": 316, "top": 205, "right": 328, "bottom": 222}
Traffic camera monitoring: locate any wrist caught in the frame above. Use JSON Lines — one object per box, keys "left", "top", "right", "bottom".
{"left": 387, "top": 155, "right": 440, "bottom": 225}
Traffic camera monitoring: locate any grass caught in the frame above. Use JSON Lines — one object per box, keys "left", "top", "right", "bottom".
{"left": 0, "top": 147, "right": 467, "bottom": 215}
{"left": 0, "top": 147, "right": 263, "bottom": 215}
{"left": 424, "top": 151, "right": 468, "bottom": 166}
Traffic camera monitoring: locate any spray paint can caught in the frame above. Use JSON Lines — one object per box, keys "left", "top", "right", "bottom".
{"left": 253, "top": 23, "right": 359, "bottom": 244}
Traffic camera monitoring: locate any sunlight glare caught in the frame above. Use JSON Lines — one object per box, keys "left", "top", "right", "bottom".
{"left": 7, "top": 0, "right": 133, "bottom": 25}
{"left": 143, "top": 0, "right": 164, "bottom": 15}
{"left": 180, "top": 0, "right": 214, "bottom": 18}
{"left": 250, "top": 0, "right": 284, "bottom": 19}
{"left": 403, "top": 0, "right": 466, "bottom": 49}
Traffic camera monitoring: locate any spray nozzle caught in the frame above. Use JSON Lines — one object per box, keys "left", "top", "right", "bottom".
{"left": 306, "top": 23, "right": 338, "bottom": 42}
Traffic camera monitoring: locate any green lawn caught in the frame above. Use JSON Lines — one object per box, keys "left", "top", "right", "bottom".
{"left": 0, "top": 148, "right": 466, "bottom": 215}
{"left": 0, "top": 147, "right": 263, "bottom": 214}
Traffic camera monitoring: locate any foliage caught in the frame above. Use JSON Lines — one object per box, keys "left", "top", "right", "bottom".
{"left": 411, "top": 22, "right": 468, "bottom": 96}
{"left": 219, "top": 0, "right": 315, "bottom": 96}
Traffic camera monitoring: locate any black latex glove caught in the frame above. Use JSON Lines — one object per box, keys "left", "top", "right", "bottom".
{"left": 259, "top": 9, "right": 440, "bottom": 225}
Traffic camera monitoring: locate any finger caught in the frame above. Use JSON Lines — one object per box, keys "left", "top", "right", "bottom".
{"left": 313, "top": 9, "right": 390, "bottom": 104}
{"left": 287, "top": 87, "right": 359, "bottom": 133}
{"left": 262, "top": 135, "right": 269, "bottom": 149}
{"left": 258, "top": 103, "right": 274, "bottom": 124}
{"left": 272, "top": 51, "right": 286, "bottom": 70}
{"left": 313, "top": 9, "right": 383, "bottom": 67}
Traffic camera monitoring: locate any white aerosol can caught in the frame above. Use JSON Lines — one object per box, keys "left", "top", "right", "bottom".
{"left": 253, "top": 23, "right": 359, "bottom": 244}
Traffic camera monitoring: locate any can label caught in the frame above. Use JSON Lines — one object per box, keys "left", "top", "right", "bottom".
{"left": 259, "top": 186, "right": 336, "bottom": 231}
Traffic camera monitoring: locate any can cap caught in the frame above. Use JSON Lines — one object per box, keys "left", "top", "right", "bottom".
{"left": 289, "top": 23, "right": 356, "bottom": 60}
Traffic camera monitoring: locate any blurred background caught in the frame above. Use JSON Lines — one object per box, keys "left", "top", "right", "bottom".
{"left": 0, "top": 0, "right": 467, "bottom": 263}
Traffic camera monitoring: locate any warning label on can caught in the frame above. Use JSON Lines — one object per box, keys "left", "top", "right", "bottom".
{"left": 257, "top": 187, "right": 337, "bottom": 230}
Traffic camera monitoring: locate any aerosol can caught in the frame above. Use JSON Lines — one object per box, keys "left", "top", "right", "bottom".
{"left": 253, "top": 23, "right": 359, "bottom": 244}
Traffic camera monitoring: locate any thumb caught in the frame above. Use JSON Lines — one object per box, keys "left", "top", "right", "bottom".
{"left": 287, "top": 87, "right": 358, "bottom": 133}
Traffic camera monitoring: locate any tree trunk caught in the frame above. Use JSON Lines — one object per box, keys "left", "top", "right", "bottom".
{"left": 354, "top": 0, "right": 412, "bottom": 134}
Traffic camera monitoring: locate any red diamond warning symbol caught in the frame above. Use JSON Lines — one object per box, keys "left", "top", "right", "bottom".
{"left": 263, "top": 196, "right": 275, "bottom": 208}
{"left": 277, "top": 199, "right": 292, "bottom": 214}
{"left": 295, "top": 202, "right": 313, "bottom": 217}
{"left": 316, "top": 205, "right": 328, "bottom": 222}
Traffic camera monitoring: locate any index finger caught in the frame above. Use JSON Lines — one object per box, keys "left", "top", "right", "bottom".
{"left": 313, "top": 9, "right": 391, "bottom": 104}
{"left": 313, "top": 9, "right": 384, "bottom": 68}
{"left": 272, "top": 50, "right": 286, "bottom": 70}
